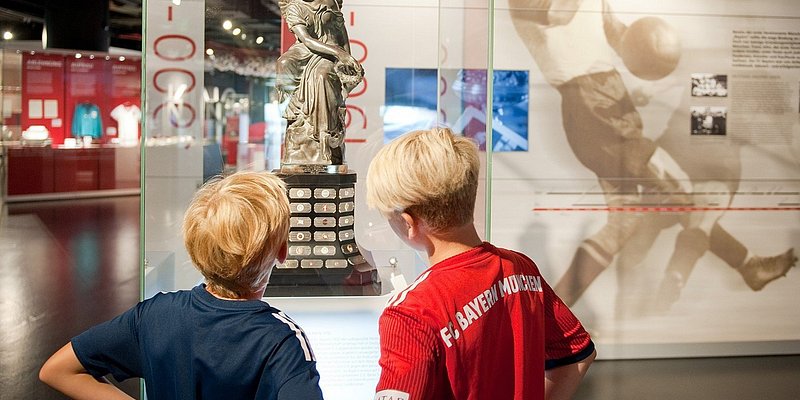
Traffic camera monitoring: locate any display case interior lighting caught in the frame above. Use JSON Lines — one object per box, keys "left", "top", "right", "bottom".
{"left": 3, "top": 31, "right": 12, "bottom": 40}
{"left": 223, "top": 20, "right": 233, "bottom": 30}
{"left": 256, "top": 36, "right": 264, "bottom": 44}
{"left": 232, "top": 27, "right": 241, "bottom": 36}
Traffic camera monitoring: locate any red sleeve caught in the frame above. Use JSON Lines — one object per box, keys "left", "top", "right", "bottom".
{"left": 542, "top": 277, "right": 595, "bottom": 369}
{"left": 374, "top": 307, "right": 441, "bottom": 400}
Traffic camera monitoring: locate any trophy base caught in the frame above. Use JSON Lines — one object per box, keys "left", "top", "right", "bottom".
{"left": 265, "top": 269, "right": 382, "bottom": 297}
{"left": 268, "top": 169, "right": 382, "bottom": 296}
{"left": 280, "top": 164, "right": 349, "bottom": 174}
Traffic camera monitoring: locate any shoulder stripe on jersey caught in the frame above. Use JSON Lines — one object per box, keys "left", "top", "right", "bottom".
{"left": 388, "top": 270, "right": 431, "bottom": 308}
{"left": 273, "top": 312, "right": 315, "bottom": 362}
{"left": 386, "top": 286, "right": 404, "bottom": 306}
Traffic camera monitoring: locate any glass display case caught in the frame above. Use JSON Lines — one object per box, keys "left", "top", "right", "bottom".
{"left": 142, "top": 0, "right": 800, "bottom": 398}
{"left": 0, "top": 43, "right": 142, "bottom": 202}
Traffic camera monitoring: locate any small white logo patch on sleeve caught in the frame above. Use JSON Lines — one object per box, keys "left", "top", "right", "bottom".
{"left": 374, "top": 389, "right": 410, "bottom": 400}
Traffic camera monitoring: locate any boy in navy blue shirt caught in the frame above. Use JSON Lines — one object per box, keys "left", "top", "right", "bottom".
{"left": 40, "top": 171, "right": 323, "bottom": 400}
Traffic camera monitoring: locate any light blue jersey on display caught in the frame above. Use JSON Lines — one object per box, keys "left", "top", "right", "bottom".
{"left": 71, "top": 102, "right": 103, "bottom": 139}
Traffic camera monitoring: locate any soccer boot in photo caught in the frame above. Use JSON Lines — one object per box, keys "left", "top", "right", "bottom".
{"left": 738, "top": 248, "right": 798, "bottom": 291}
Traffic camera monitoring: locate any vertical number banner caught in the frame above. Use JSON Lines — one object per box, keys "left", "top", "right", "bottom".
{"left": 145, "top": 0, "right": 204, "bottom": 140}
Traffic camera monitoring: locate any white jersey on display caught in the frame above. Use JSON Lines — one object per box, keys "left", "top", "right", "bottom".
{"left": 111, "top": 103, "right": 142, "bottom": 145}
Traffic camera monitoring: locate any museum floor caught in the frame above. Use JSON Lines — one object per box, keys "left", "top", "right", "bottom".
{"left": 1, "top": 196, "right": 798, "bottom": 400}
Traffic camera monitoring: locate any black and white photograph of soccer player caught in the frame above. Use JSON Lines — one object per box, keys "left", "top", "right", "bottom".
{"left": 690, "top": 106, "right": 726, "bottom": 135}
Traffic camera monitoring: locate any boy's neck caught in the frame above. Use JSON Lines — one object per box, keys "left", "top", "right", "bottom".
{"left": 424, "top": 223, "right": 484, "bottom": 266}
{"left": 206, "top": 285, "right": 266, "bottom": 301}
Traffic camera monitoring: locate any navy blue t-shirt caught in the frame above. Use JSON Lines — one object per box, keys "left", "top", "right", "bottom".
{"left": 72, "top": 285, "right": 323, "bottom": 400}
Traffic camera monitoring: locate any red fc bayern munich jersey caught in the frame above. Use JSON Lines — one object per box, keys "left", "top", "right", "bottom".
{"left": 374, "top": 242, "right": 594, "bottom": 400}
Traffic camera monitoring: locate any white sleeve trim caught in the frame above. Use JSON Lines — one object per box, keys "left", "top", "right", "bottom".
{"left": 273, "top": 311, "right": 315, "bottom": 362}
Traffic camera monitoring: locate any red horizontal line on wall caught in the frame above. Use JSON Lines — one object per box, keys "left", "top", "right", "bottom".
{"left": 344, "top": 138, "right": 367, "bottom": 143}
{"left": 532, "top": 206, "right": 800, "bottom": 212}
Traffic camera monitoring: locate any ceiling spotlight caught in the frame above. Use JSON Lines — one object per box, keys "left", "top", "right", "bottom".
{"left": 3, "top": 31, "right": 12, "bottom": 40}
{"left": 172, "top": 0, "right": 181, "bottom": 5}
{"left": 232, "top": 27, "right": 241, "bottom": 35}
{"left": 75, "top": 53, "right": 82, "bottom": 59}
{"left": 119, "top": 56, "right": 126, "bottom": 61}
{"left": 223, "top": 20, "right": 233, "bottom": 30}
{"left": 255, "top": 36, "right": 264, "bottom": 44}
{"left": 241, "top": 33, "right": 246, "bottom": 39}
{"left": 206, "top": 48, "right": 214, "bottom": 56}
{"left": 89, "top": 54, "right": 95, "bottom": 59}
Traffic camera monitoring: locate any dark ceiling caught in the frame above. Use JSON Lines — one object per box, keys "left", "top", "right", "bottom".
{"left": 0, "top": 0, "right": 283, "bottom": 52}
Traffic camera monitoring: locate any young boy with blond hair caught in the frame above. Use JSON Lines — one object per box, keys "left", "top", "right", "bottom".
{"left": 40, "top": 171, "right": 323, "bottom": 400}
{"left": 367, "top": 127, "right": 596, "bottom": 400}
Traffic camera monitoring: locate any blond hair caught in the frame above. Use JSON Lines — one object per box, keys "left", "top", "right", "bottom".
{"left": 182, "top": 171, "right": 290, "bottom": 298}
{"left": 366, "top": 127, "right": 479, "bottom": 231}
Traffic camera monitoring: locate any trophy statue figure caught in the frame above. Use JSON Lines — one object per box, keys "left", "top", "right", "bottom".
{"left": 276, "top": 0, "right": 363, "bottom": 170}
{"left": 270, "top": 0, "right": 378, "bottom": 295}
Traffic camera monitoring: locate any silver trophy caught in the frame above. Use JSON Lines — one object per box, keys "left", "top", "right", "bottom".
{"left": 270, "top": 0, "right": 378, "bottom": 295}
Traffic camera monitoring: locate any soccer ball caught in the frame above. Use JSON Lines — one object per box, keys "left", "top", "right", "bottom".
{"left": 619, "top": 17, "right": 681, "bottom": 81}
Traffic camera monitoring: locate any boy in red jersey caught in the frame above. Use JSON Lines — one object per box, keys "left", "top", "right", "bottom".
{"left": 366, "top": 127, "right": 596, "bottom": 400}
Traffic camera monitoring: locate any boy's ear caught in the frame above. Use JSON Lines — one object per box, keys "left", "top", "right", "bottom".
{"left": 399, "top": 212, "right": 417, "bottom": 239}
{"left": 277, "top": 241, "right": 288, "bottom": 263}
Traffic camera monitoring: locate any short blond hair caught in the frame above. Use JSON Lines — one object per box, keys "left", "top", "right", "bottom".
{"left": 182, "top": 171, "right": 290, "bottom": 298}
{"left": 366, "top": 127, "right": 479, "bottom": 231}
